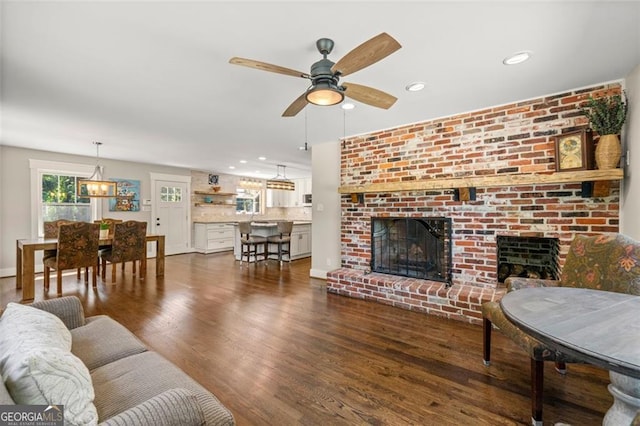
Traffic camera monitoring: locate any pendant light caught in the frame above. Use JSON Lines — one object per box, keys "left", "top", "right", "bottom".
{"left": 76, "top": 142, "right": 117, "bottom": 198}
{"left": 266, "top": 165, "right": 295, "bottom": 191}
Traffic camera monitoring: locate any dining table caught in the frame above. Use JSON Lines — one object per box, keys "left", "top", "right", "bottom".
{"left": 15, "top": 234, "right": 165, "bottom": 302}
{"left": 500, "top": 286, "right": 640, "bottom": 426}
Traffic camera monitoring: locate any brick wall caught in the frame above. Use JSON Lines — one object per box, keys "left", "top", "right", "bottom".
{"left": 326, "top": 83, "right": 622, "bottom": 324}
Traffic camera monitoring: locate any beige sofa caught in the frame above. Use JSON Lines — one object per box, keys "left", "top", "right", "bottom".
{"left": 0, "top": 296, "right": 234, "bottom": 426}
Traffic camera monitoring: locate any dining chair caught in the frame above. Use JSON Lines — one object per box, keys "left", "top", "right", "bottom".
{"left": 93, "top": 218, "right": 123, "bottom": 273}
{"left": 43, "top": 221, "right": 100, "bottom": 296}
{"left": 43, "top": 219, "right": 86, "bottom": 280}
{"left": 43, "top": 219, "right": 73, "bottom": 259}
{"left": 267, "top": 221, "right": 293, "bottom": 264}
{"left": 94, "top": 218, "right": 123, "bottom": 237}
{"left": 238, "top": 221, "right": 267, "bottom": 263}
{"left": 99, "top": 220, "right": 148, "bottom": 283}
{"left": 482, "top": 233, "right": 640, "bottom": 425}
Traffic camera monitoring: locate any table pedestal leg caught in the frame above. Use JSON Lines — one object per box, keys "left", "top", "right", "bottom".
{"left": 604, "top": 371, "right": 640, "bottom": 426}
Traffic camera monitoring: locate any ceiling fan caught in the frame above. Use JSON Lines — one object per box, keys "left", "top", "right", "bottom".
{"left": 229, "top": 32, "right": 402, "bottom": 117}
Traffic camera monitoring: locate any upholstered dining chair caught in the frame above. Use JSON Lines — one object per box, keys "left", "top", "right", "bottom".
{"left": 99, "top": 220, "right": 148, "bottom": 283}
{"left": 43, "top": 221, "right": 100, "bottom": 296}
{"left": 482, "top": 233, "right": 640, "bottom": 426}
{"left": 267, "top": 221, "right": 293, "bottom": 264}
{"left": 238, "top": 221, "right": 267, "bottom": 263}
{"left": 94, "top": 218, "right": 123, "bottom": 237}
{"left": 93, "top": 218, "right": 123, "bottom": 273}
{"left": 43, "top": 219, "right": 73, "bottom": 261}
{"left": 44, "top": 219, "right": 88, "bottom": 280}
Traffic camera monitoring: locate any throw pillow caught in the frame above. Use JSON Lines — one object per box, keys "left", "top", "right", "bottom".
{"left": 4, "top": 347, "right": 98, "bottom": 426}
{"left": 0, "top": 302, "right": 72, "bottom": 362}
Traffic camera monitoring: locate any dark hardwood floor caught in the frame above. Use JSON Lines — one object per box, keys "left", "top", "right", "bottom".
{"left": 1, "top": 253, "right": 611, "bottom": 425}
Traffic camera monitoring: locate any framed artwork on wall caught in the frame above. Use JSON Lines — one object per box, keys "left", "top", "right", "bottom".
{"left": 109, "top": 179, "right": 141, "bottom": 211}
{"left": 208, "top": 174, "right": 219, "bottom": 185}
{"left": 554, "top": 129, "right": 593, "bottom": 172}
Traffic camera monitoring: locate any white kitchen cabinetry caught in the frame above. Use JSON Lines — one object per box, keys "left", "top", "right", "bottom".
{"left": 290, "top": 223, "right": 311, "bottom": 259}
{"left": 266, "top": 189, "right": 290, "bottom": 207}
{"left": 194, "top": 222, "right": 235, "bottom": 254}
{"left": 267, "top": 178, "right": 311, "bottom": 208}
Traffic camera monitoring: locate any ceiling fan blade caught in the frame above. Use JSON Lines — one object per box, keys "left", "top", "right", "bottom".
{"left": 331, "top": 33, "right": 401, "bottom": 77}
{"left": 229, "top": 57, "right": 310, "bottom": 79}
{"left": 282, "top": 93, "right": 308, "bottom": 117}
{"left": 342, "top": 82, "right": 397, "bottom": 109}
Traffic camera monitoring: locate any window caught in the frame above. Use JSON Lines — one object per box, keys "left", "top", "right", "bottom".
{"left": 42, "top": 174, "right": 92, "bottom": 224}
{"left": 160, "top": 186, "right": 183, "bottom": 202}
{"left": 30, "top": 159, "right": 97, "bottom": 238}
{"left": 236, "top": 188, "right": 262, "bottom": 215}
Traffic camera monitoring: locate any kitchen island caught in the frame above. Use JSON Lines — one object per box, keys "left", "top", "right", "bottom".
{"left": 233, "top": 221, "right": 312, "bottom": 261}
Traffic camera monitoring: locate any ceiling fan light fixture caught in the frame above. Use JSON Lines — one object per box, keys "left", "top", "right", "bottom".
{"left": 305, "top": 82, "right": 344, "bottom": 106}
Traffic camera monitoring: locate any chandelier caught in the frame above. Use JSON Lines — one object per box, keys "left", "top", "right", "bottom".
{"left": 76, "top": 142, "right": 117, "bottom": 198}
{"left": 266, "top": 165, "right": 295, "bottom": 191}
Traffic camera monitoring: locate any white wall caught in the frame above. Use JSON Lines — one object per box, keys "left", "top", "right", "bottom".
{"left": 621, "top": 64, "right": 640, "bottom": 239}
{"left": 310, "top": 140, "right": 341, "bottom": 279}
{"left": 0, "top": 145, "right": 190, "bottom": 276}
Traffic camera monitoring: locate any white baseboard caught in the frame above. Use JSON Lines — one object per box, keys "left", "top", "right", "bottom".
{"left": 0, "top": 268, "right": 16, "bottom": 278}
{"left": 310, "top": 268, "right": 328, "bottom": 279}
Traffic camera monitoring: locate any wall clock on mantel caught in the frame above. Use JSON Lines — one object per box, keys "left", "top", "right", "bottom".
{"left": 554, "top": 129, "right": 593, "bottom": 172}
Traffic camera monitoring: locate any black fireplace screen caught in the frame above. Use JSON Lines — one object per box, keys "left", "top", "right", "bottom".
{"left": 371, "top": 217, "right": 452, "bottom": 285}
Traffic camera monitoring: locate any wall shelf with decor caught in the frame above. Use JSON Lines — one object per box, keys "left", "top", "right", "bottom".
{"left": 338, "top": 169, "right": 623, "bottom": 195}
{"left": 194, "top": 190, "right": 236, "bottom": 207}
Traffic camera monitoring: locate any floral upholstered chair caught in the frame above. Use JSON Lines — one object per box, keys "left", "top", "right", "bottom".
{"left": 482, "top": 233, "right": 640, "bottom": 426}
{"left": 43, "top": 221, "right": 101, "bottom": 296}
{"left": 99, "top": 221, "right": 147, "bottom": 283}
{"left": 43, "top": 219, "right": 73, "bottom": 262}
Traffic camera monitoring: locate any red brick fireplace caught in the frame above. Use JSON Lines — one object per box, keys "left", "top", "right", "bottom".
{"left": 326, "top": 83, "right": 622, "bottom": 324}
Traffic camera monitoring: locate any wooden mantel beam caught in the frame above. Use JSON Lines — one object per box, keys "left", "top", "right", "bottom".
{"left": 338, "top": 169, "right": 624, "bottom": 194}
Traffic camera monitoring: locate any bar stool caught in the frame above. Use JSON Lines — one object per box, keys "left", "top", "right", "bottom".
{"left": 267, "top": 221, "right": 293, "bottom": 264}
{"left": 238, "top": 222, "right": 267, "bottom": 263}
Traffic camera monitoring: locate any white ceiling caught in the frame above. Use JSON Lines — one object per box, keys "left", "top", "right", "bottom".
{"left": 2, "top": 1, "right": 639, "bottom": 179}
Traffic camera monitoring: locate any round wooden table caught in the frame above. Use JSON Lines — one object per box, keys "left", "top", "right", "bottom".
{"left": 500, "top": 287, "right": 640, "bottom": 426}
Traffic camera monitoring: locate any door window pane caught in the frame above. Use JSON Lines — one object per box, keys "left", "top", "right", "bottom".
{"left": 160, "top": 186, "right": 182, "bottom": 202}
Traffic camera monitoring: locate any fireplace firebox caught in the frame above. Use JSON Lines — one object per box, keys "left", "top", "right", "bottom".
{"left": 371, "top": 217, "right": 452, "bottom": 285}
{"left": 497, "top": 236, "right": 560, "bottom": 283}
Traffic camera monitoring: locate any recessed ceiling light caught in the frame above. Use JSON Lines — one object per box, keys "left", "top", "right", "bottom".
{"left": 228, "top": 166, "right": 235, "bottom": 170}
{"left": 239, "top": 160, "right": 247, "bottom": 164}
{"left": 503, "top": 51, "right": 532, "bottom": 65}
{"left": 405, "top": 82, "right": 425, "bottom": 92}
{"left": 341, "top": 103, "right": 355, "bottom": 110}
{"left": 258, "top": 156, "right": 266, "bottom": 161}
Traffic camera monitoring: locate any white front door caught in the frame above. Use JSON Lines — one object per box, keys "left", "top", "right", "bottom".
{"left": 151, "top": 175, "right": 191, "bottom": 255}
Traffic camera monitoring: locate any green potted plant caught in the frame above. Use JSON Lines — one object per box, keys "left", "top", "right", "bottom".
{"left": 580, "top": 92, "right": 628, "bottom": 169}
{"left": 99, "top": 221, "right": 110, "bottom": 239}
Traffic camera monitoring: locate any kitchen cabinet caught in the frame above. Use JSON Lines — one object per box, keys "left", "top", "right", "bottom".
{"left": 266, "top": 178, "right": 311, "bottom": 207}
{"left": 266, "top": 189, "right": 290, "bottom": 207}
{"left": 290, "top": 223, "right": 311, "bottom": 259}
{"left": 194, "top": 222, "right": 235, "bottom": 254}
